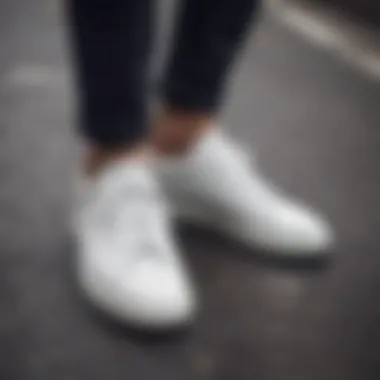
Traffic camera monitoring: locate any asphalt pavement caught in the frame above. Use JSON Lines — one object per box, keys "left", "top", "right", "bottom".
{"left": 0, "top": 0, "right": 380, "bottom": 379}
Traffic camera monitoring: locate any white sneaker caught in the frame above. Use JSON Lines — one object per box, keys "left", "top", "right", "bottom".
{"left": 157, "top": 130, "right": 333, "bottom": 255}
{"left": 75, "top": 161, "right": 197, "bottom": 329}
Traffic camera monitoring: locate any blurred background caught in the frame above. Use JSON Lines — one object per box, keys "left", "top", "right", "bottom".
{"left": 0, "top": 0, "right": 379, "bottom": 379}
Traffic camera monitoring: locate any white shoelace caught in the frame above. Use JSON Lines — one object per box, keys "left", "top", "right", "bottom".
{"left": 86, "top": 179, "right": 172, "bottom": 266}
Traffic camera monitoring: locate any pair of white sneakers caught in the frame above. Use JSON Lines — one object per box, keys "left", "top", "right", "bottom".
{"left": 76, "top": 130, "right": 333, "bottom": 329}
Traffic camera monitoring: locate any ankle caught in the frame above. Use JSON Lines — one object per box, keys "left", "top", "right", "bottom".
{"left": 152, "top": 107, "right": 215, "bottom": 156}
{"left": 83, "top": 143, "right": 150, "bottom": 178}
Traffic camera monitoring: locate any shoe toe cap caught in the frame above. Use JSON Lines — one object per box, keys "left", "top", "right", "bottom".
{"left": 264, "top": 205, "right": 334, "bottom": 253}
{"left": 81, "top": 260, "right": 197, "bottom": 329}
{"left": 285, "top": 208, "right": 333, "bottom": 252}
{"left": 125, "top": 264, "right": 197, "bottom": 327}
{"left": 247, "top": 201, "right": 334, "bottom": 254}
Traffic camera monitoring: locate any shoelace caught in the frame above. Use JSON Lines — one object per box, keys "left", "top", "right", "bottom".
{"left": 91, "top": 183, "right": 172, "bottom": 265}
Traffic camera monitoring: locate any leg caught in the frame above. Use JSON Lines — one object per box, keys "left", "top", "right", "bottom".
{"left": 155, "top": 0, "right": 333, "bottom": 254}
{"left": 68, "top": 0, "right": 153, "bottom": 148}
{"left": 68, "top": 0, "right": 155, "bottom": 174}
{"left": 67, "top": 0, "right": 196, "bottom": 329}
{"left": 154, "top": 0, "right": 260, "bottom": 153}
{"left": 164, "top": 0, "right": 260, "bottom": 113}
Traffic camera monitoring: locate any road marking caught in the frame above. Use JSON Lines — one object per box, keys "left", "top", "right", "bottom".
{"left": 2, "top": 65, "right": 66, "bottom": 90}
{"left": 268, "top": 0, "right": 380, "bottom": 80}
